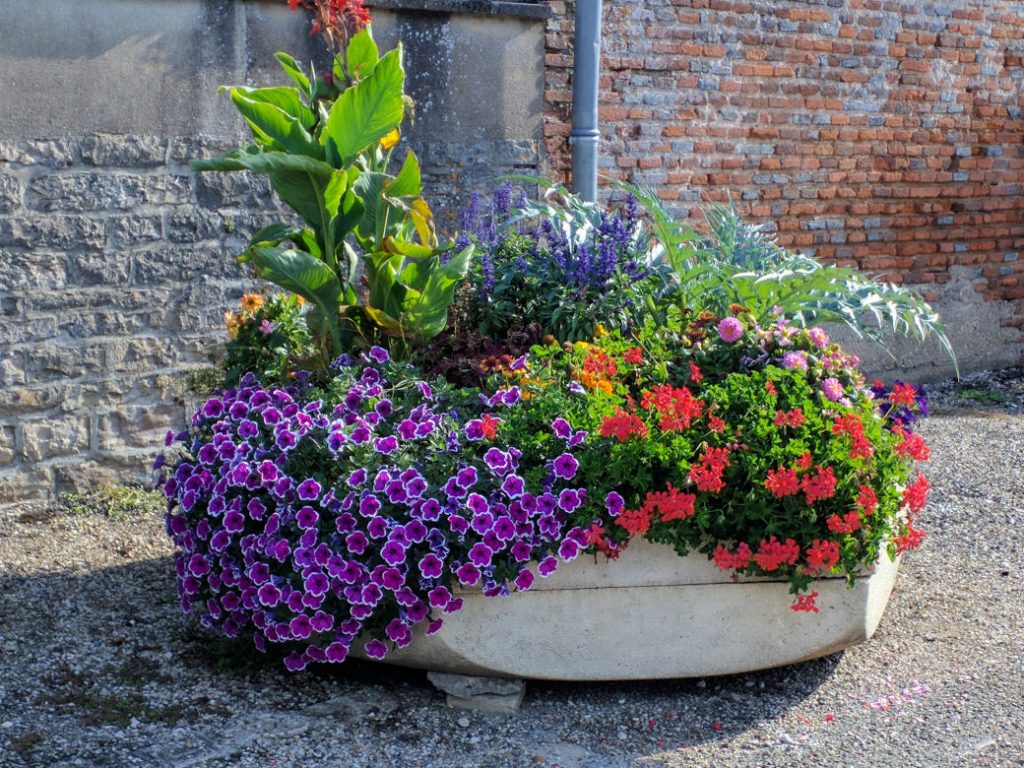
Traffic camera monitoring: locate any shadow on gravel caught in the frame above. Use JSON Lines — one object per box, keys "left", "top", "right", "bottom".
{"left": 2, "top": 546, "right": 840, "bottom": 766}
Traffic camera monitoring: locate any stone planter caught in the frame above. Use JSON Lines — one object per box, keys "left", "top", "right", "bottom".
{"left": 354, "top": 539, "right": 899, "bottom": 681}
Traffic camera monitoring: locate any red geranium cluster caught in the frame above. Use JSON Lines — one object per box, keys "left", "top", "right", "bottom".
{"left": 892, "top": 425, "right": 931, "bottom": 461}
{"left": 642, "top": 384, "right": 704, "bottom": 432}
{"left": 600, "top": 409, "right": 648, "bottom": 441}
{"left": 833, "top": 413, "right": 873, "bottom": 459}
{"left": 615, "top": 484, "right": 697, "bottom": 535}
{"left": 688, "top": 446, "right": 730, "bottom": 492}
{"left": 773, "top": 408, "right": 806, "bottom": 429}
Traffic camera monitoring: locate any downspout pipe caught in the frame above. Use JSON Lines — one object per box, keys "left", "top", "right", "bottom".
{"left": 570, "top": 0, "right": 601, "bottom": 202}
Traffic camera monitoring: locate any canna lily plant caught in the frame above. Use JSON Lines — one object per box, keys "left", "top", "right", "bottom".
{"left": 192, "top": 26, "right": 472, "bottom": 361}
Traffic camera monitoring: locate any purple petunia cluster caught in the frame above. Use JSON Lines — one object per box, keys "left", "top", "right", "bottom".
{"left": 160, "top": 348, "right": 589, "bottom": 671}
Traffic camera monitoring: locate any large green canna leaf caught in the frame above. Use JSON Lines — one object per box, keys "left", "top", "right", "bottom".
{"left": 229, "top": 86, "right": 315, "bottom": 129}
{"left": 228, "top": 90, "right": 319, "bottom": 156}
{"left": 342, "top": 27, "right": 380, "bottom": 82}
{"left": 274, "top": 52, "right": 311, "bottom": 98}
{"left": 322, "top": 47, "right": 405, "bottom": 166}
{"left": 193, "top": 150, "right": 337, "bottom": 241}
{"left": 386, "top": 150, "right": 422, "bottom": 198}
{"left": 250, "top": 245, "right": 344, "bottom": 354}
{"left": 402, "top": 244, "right": 473, "bottom": 339}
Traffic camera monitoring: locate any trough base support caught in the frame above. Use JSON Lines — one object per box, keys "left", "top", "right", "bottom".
{"left": 426, "top": 671, "right": 526, "bottom": 714}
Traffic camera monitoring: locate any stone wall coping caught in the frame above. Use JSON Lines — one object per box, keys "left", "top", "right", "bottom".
{"left": 368, "top": 0, "right": 552, "bottom": 20}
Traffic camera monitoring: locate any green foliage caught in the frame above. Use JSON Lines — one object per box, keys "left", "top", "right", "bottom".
{"left": 60, "top": 485, "right": 164, "bottom": 522}
{"left": 620, "top": 181, "right": 957, "bottom": 372}
{"left": 498, "top": 316, "right": 925, "bottom": 596}
{"left": 222, "top": 293, "right": 317, "bottom": 386}
{"left": 193, "top": 28, "right": 471, "bottom": 360}
{"left": 461, "top": 177, "right": 668, "bottom": 342}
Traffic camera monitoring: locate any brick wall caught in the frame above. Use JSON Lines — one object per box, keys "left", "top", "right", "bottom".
{"left": 543, "top": 0, "right": 1024, "bottom": 350}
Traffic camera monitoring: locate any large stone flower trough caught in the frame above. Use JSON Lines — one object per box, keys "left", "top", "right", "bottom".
{"left": 356, "top": 540, "right": 899, "bottom": 681}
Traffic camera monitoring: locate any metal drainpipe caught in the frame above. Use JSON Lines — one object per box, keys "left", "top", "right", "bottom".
{"left": 570, "top": 0, "right": 602, "bottom": 202}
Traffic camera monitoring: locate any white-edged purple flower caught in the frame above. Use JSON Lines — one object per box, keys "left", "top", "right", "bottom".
{"left": 483, "top": 448, "right": 513, "bottom": 475}
{"left": 559, "top": 539, "right": 581, "bottom": 562}
{"left": 364, "top": 639, "right": 388, "bottom": 659}
{"left": 296, "top": 505, "right": 319, "bottom": 530}
{"left": 428, "top": 585, "right": 452, "bottom": 608}
{"left": 368, "top": 346, "right": 390, "bottom": 364}
{"left": 552, "top": 453, "right": 579, "bottom": 480}
{"left": 514, "top": 568, "right": 535, "bottom": 591}
{"left": 381, "top": 540, "right": 407, "bottom": 566}
{"left": 373, "top": 436, "right": 398, "bottom": 455}
{"left": 297, "top": 479, "right": 322, "bottom": 502}
{"left": 468, "top": 542, "right": 494, "bottom": 567}
{"left": 418, "top": 553, "right": 444, "bottom": 579}
{"left": 501, "top": 474, "right": 525, "bottom": 498}
{"left": 551, "top": 418, "right": 572, "bottom": 439}
{"left": 605, "top": 491, "right": 625, "bottom": 516}
{"left": 456, "top": 562, "right": 481, "bottom": 586}
{"left": 538, "top": 556, "right": 559, "bottom": 577}
{"left": 456, "top": 466, "right": 478, "bottom": 489}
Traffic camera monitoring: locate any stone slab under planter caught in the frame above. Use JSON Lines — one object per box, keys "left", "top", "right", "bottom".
{"left": 353, "top": 539, "right": 900, "bottom": 681}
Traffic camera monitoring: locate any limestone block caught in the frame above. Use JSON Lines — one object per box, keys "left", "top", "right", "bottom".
{"left": 108, "top": 214, "right": 163, "bottom": 248}
{"left": 21, "top": 416, "right": 89, "bottom": 462}
{"left": 0, "top": 426, "right": 16, "bottom": 466}
{"left": 0, "top": 171, "right": 22, "bottom": 212}
{"left": 80, "top": 134, "right": 168, "bottom": 167}
{"left": 0, "top": 215, "right": 106, "bottom": 252}
{"left": 0, "top": 251, "right": 68, "bottom": 292}
{"left": 0, "top": 466, "right": 53, "bottom": 503}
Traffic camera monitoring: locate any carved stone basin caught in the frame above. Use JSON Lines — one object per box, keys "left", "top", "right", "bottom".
{"left": 354, "top": 539, "right": 899, "bottom": 681}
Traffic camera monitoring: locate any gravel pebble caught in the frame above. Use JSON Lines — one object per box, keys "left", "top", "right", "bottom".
{"left": 1, "top": 374, "right": 1022, "bottom": 768}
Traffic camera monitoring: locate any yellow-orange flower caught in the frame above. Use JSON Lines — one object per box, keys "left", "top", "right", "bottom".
{"left": 224, "top": 310, "right": 242, "bottom": 339}
{"left": 239, "top": 293, "right": 265, "bottom": 315}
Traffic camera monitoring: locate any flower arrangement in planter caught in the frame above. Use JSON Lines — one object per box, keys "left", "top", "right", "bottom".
{"left": 158, "top": 1, "right": 949, "bottom": 674}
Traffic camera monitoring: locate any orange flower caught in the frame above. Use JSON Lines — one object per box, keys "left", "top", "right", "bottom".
{"left": 239, "top": 293, "right": 265, "bottom": 315}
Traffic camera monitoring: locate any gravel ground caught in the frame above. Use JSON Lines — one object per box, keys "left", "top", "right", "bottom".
{"left": 1, "top": 373, "right": 1023, "bottom": 768}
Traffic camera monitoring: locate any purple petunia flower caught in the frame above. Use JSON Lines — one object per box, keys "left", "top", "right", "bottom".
{"left": 466, "top": 493, "right": 490, "bottom": 517}
{"left": 325, "top": 642, "right": 349, "bottom": 663}
{"left": 428, "top": 586, "right": 452, "bottom": 608}
{"left": 551, "top": 417, "right": 573, "bottom": 439}
{"left": 483, "top": 448, "right": 512, "bottom": 475}
{"left": 381, "top": 540, "right": 407, "bottom": 566}
{"left": 367, "top": 516, "right": 388, "bottom": 539}
{"left": 359, "top": 495, "right": 381, "bottom": 518}
{"left": 538, "top": 556, "right": 559, "bottom": 577}
{"left": 501, "top": 474, "right": 525, "bottom": 498}
{"left": 364, "top": 639, "right": 388, "bottom": 659}
{"left": 305, "top": 572, "right": 329, "bottom": 596}
{"left": 283, "top": 652, "right": 308, "bottom": 671}
{"left": 188, "top": 554, "right": 210, "bottom": 577}
{"left": 257, "top": 583, "right": 282, "bottom": 607}
{"left": 605, "top": 491, "right": 625, "bottom": 516}
{"left": 468, "top": 542, "right": 494, "bottom": 567}
{"left": 448, "top": 514, "right": 469, "bottom": 535}
{"left": 374, "top": 436, "right": 398, "bottom": 455}
{"left": 456, "top": 562, "right": 481, "bottom": 586}
{"left": 511, "top": 540, "right": 533, "bottom": 562}
{"left": 419, "top": 498, "right": 442, "bottom": 521}
{"left": 223, "top": 510, "right": 245, "bottom": 533}
{"left": 559, "top": 539, "right": 581, "bottom": 562}
{"left": 418, "top": 553, "right": 444, "bottom": 579}
{"left": 552, "top": 453, "right": 579, "bottom": 480}
{"left": 381, "top": 567, "right": 405, "bottom": 591}
{"left": 558, "top": 488, "right": 583, "bottom": 513}
{"left": 492, "top": 515, "right": 516, "bottom": 541}
{"left": 368, "top": 346, "right": 390, "bottom": 364}
{"left": 514, "top": 568, "right": 535, "bottom": 591}
{"left": 456, "top": 466, "right": 478, "bottom": 489}
{"left": 296, "top": 505, "right": 319, "bottom": 530}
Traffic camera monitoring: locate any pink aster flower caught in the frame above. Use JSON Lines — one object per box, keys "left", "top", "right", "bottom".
{"left": 808, "top": 327, "right": 829, "bottom": 349}
{"left": 822, "top": 377, "right": 844, "bottom": 402}
{"left": 717, "top": 316, "right": 745, "bottom": 343}
{"left": 782, "top": 351, "right": 808, "bottom": 371}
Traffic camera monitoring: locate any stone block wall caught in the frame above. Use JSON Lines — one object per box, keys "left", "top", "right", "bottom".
{"left": 543, "top": 0, "right": 1024, "bottom": 378}
{"left": 0, "top": 0, "right": 547, "bottom": 504}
